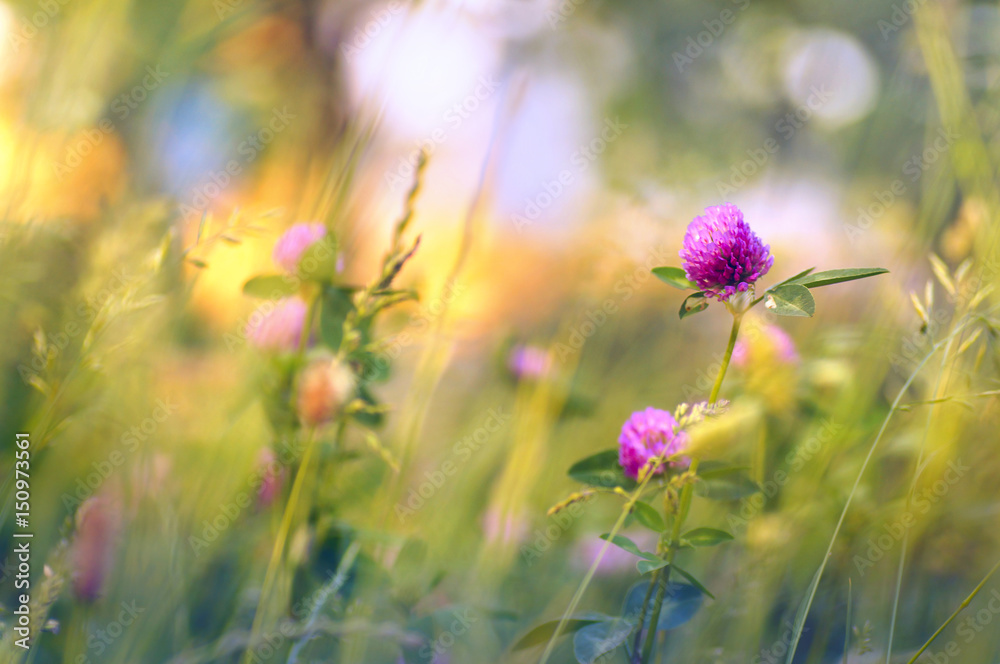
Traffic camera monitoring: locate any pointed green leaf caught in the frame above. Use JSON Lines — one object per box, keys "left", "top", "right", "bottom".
{"left": 632, "top": 501, "right": 666, "bottom": 533}
{"left": 670, "top": 564, "right": 715, "bottom": 599}
{"left": 679, "top": 292, "right": 709, "bottom": 319}
{"left": 652, "top": 267, "right": 697, "bottom": 290}
{"left": 682, "top": 527, "right": 734, "bottom": 547}
{"left": 771, "top": 267, "right": 816, "bottom": 288}
{"left": 242, "top": 274, "right": 300, "bottom": 299}
{"left": 568, "top": 450, "right": 636, "bottom": 489}
{"left": 512, "top": 615, "right": 607, "bottom": 650}
{"left": 573, "top": 619, "right": 636, "bottom": 664}
{"left": 763, "top": 284, "right": 815, "bottom": 317}
{"left": 788, "top": 267, "right": 888, "bottom": 289}
{"left": 636, "top": 558, "right": 670, "bottom": 575}
{"left": 599, "top": 534, "right": 661, "bottom": 561}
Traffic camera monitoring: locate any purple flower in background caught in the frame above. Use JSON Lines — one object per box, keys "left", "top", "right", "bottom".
{"left": 273, "top": 222, "right": 327, "bottom": 273}
{"left": 507, "top": 344, "right": 552, "bottom": 380}
{"left": 618, "top": 407, "right": 689, "bottom": 480}
{"left": 246, "top": 298, "right": 307, "bottom": 351}
{"left": 733, "top": 323, "right": 799, "bottom": 367}
{"left": 680, "top": 203, "right": 774, "bottom": 301}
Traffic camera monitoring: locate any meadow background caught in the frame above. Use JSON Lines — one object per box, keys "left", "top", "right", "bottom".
{"left": 1, "top": 0, "right": 999, "bottom": 662}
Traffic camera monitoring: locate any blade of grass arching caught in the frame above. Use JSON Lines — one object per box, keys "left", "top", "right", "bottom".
{"left": 241, "top": 431, "right": 319, "bottom": 664}
{"left": 904, "top": 557, "right": 1000, "bottom": 664}
{"left": 844, "top": 579, "right": 852, "bottom": 664}
{"left": 784, "top": 337, "right": 951, "bottom": 664}
{"left": 885, "top": 336, "right": 955, "bottom": 663}
{"left": 378, "top": 72, "right": 527, "bottom": 524}
{"left": 536, "top": 469, "right": 660, "bottom": 664}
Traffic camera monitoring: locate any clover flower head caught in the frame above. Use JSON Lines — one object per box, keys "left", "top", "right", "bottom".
{"left": 273, "top": 222, "right": 328, "bottom": 274}
{"left": 296, "top": 357, "right": 355, "bottom": 427}
{"left": 618, "top": 407, "right": 689, "bottom": 480}
{"left": 246, "top": 298, "right": 307, "bottom": 352}
{"left": 507, "top": 344, "right": 552, "bottom": 380}
{"left": 680, "top": 203, "right": 774, "bottom": 301}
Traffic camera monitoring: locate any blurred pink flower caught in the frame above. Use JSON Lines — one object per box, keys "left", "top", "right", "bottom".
{"left": 506, "top": 344, "right": 552, "bottom": 380}
{"left": 255, "top": 447, "right": 286, "bottom": 509}
{"left": 246, "top": 298, "right": 307, "bottom": 352}
{"left": 732, "top": 323, "right": 799, "bottom": 367}
{"left": 71, "top": 494, "right": 123, "bottom": 603}
{"left": 573, "top": 532, "right": 658, "bottom": 575}
{"left": 273, "top": 222, "right": 327, "bottom": 274}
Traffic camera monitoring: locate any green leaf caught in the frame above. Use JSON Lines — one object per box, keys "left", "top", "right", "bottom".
{"left": 568, "top": 450, "right": 636, "bottom": 489}
{"left": 632, "top": 501, "right": 666, "bottom": 533}
{"left": 695, "top": 466, "right": 760, "bottom": 501}
{"left": 652, "top": 267, "right": 697, "bottom": 290}
{"left": 296, "top": 236, "right": 339, "bottom": 282}
{"left": 513, "top": 616, "right": 607, "bottom": 650}
{"left": 599, "top": 534, "right": 660, "bottom": 561}
{"left": 670, "top": 564, "right": 715, "bottom": 599}
{"left": 679, "top": 292, "right": 709, "bottom": 319}
{"left": 763, "top": 284, "right": 815, "bottom": 317}
{"left": 787, "top": 267, "right": 889, "bottom": 289}
{"left": 771, "top": 267, "right": 816, "bottom": 288}
{"left": 573, "top": 619, "right": 636, "bottom": 664}
{"left": 636, "top": 558, "right": 670, "bottom": 575}
{"left": 242, "top": 275, "right": 299, "bottom": 299}
{"left": 682, "top": 527, "right": 734, "bottom": 547}
{"left": 319, "top": 286, "right": 355, "bottom": 350}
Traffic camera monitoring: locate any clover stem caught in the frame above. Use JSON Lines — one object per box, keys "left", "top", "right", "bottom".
{"left": 709, "top": 312, "right": 742, "bottom": 405}
{"left": 639, "top": 459, "right": 699, "bottom": 664}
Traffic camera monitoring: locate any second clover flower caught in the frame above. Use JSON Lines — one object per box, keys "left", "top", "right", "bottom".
{"left": 618, "top": 407, "right": 689, "bottom": 480}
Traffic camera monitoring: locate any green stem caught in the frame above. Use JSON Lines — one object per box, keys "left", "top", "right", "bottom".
{"left": 241, "top": 430, "right": 318, "bottom": 664}
{"left": 537, "top": 467, "right": 661, "bottom": 664}
{"left": 709, "top": 313, "right": 742, "bottom": 405}
{"left": 904, "top": 557, "right": 1000, "bottom": 664}
{"left": 639, "top": 459, "right": 699, "bottom": 664}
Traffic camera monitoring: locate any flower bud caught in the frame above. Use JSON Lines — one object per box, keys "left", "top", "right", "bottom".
{"left": 296, "top": 358, "right": 355, "bottom": 426}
